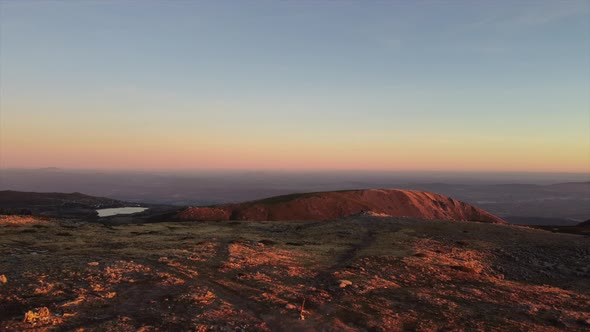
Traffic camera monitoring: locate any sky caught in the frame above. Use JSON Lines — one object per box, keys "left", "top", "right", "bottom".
{"left": 0, "top": 0, "right": 589, "bottom": 172}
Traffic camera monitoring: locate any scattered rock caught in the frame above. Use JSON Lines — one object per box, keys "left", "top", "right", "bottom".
{"left": 339, "top": 280, "right": 353, "bottom": 288}
{"left": 520, "top": 304, "right": 538, "bottom": 313}
{"left": 258, "top": 239, "right": 276, "bottom": 246}
{"left": 23, "top": 307, "right": 51, "bottom": 323}
{"left": 450, "top": 265, "right": 479, "bottom": 274}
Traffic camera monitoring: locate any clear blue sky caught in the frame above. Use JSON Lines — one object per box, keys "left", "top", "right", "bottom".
{"left": 1, "top": 1, "right": 589, "bottom": 172}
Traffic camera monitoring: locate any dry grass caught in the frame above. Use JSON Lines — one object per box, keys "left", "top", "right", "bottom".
{"left": 0, "top": 215, "right": 51, "bottom": 226}
{"left": 0, "top": 216, "right": 589, "bottom": 331}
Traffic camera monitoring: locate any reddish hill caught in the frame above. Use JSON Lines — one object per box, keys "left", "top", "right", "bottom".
{"left": 178, "top": 189, "right": 506, "bottom": 224}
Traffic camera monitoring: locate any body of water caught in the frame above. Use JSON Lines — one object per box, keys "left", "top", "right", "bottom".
{"left": 96, "top": 207, "right": 147, "bottom": 217}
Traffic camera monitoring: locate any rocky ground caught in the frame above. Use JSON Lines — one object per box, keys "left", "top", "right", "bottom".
{"left": 0, "top": 215, "right": 589, "bottom": 331}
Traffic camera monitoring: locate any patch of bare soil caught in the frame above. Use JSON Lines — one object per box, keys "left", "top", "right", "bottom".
{"left": 0, "top": 216, "right": 589, "bottom": 331}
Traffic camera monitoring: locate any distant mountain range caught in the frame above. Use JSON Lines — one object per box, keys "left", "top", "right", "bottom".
{"left": 0, "top": 168, "right": 588, "bottom": 224}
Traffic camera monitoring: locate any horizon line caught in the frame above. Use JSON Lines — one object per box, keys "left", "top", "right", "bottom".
{"left": 1, "top": 166, "right": 589, "bottom": 176}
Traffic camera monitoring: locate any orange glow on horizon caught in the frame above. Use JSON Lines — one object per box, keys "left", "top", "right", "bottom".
{"left": 2, "top": 135, "right": 588, "bottom": 173}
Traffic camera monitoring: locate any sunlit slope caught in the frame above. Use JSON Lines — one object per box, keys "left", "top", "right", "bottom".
{"left": 178, "top": 189, "right": 506, "bottom": 224}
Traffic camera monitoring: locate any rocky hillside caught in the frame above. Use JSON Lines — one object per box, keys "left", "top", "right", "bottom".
{"left": 0, "top": 190, "right": 129, "bottom": 217}
{"left": 178, "top": 189, "right": 506, "bottom": 224}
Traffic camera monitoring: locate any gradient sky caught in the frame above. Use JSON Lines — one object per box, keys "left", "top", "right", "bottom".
{"left": 1, "top": 1, "right": 589, "bottom": 172}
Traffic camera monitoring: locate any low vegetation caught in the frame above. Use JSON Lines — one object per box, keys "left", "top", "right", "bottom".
{"left": 1, "top": 216, "right": 589, "bottom": 331}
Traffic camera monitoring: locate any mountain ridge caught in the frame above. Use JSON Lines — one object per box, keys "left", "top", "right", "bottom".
{"left": 178, "top": 189, "right": 506, "bottom": 224}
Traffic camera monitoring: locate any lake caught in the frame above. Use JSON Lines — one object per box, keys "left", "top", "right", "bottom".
{"left": 96, "top": 207, "right": 148, "bottom": 217}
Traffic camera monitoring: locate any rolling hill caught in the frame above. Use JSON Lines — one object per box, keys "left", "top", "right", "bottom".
{"left": 178, "top": 189, "right": 506, "bottom": 224}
